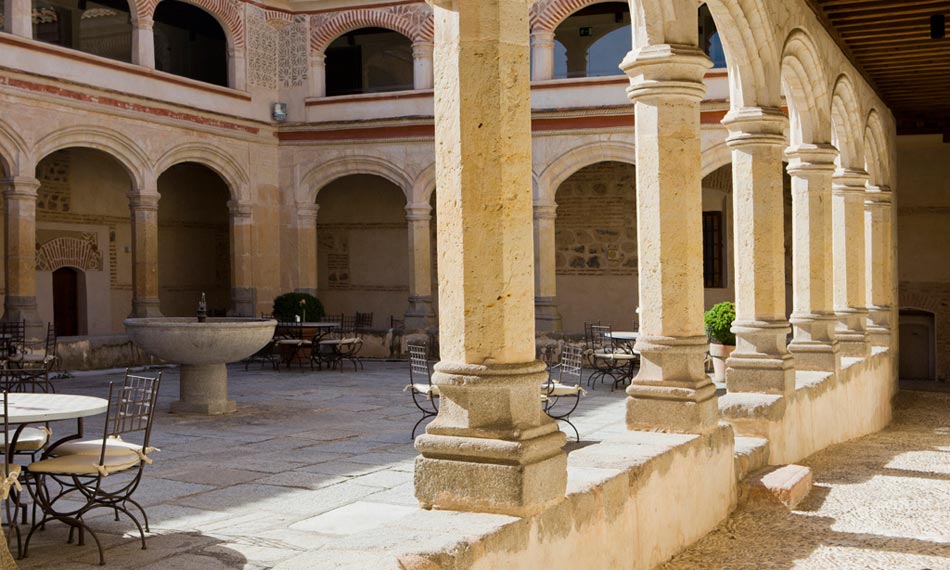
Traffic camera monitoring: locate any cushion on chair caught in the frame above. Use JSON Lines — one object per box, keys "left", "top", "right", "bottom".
{"left": 7, "top": 354, "right": 48, "bottom": 363}
{"left": 544, "top": 383, "right": 587, "bottom": 397}
{"left": 274, "top": 339, "right": 304, "bottom": 346}
{"left": 318, "top": 339, "right": 342, "bottom": 346}
{"left": 52, "top": 436, "right": 158, "bottom": 463}
{"left": 0, "top": 427, "right": 50, "bottom": 451}
{"left": 0, "top": 464, "right": 21, "bottom": 500}
{"left": 405, "top": 383, "right": 439, "bottom": 396}
{"left": 592, "top": 351, "right": 636, "bottom": 361}
{"left": 28, "top": 450, "right": 140, "bottom": 476}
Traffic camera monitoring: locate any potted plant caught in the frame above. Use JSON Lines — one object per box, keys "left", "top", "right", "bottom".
{"left": 704, "top": 301, "right": 736, "bottom": 383}
{"left": 272, "top": 292, "right": 325, "bottom": 323}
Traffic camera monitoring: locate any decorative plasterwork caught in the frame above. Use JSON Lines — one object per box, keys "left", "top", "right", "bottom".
{"left": 36, "top": 234, "right": 104, "bottom": 272}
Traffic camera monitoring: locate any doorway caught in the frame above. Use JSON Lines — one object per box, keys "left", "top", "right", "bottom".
{"left": 899, "top": 309, "right": 936, "bottom": 380}
{"left": 53, "top": 267, "right": 81, "bottom": 337}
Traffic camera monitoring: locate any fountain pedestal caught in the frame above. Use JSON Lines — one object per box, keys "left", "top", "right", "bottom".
{"left": 125, "top": 318, "right": 277, "bottom": 416}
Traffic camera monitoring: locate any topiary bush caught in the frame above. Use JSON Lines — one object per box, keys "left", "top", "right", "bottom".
{"left": 704, "top": 301, "right": 736, "bottom": 346}
{"left": 272, "top": 292, "right": 325, "bottom": 323}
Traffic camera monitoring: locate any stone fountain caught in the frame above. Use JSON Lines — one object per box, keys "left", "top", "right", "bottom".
{"left": 125, "top": 295, "right": 276, "bottom": 415}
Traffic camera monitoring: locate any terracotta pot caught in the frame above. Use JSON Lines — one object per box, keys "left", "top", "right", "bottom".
{"left": 709, "top": 342, "right": 735, "bottom": 384}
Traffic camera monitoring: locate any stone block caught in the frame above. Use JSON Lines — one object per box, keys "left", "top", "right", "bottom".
{"left": 740, "top": 464, "right": 813, "bottom": 509}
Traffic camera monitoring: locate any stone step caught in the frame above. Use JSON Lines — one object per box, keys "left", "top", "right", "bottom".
{"left": 739, "top": 464, "right": 813, "bottom": 510}
{"left": 734, "top": 436, "right": 770, "bottom": 482}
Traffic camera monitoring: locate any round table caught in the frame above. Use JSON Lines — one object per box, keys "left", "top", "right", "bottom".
{"left": 4, "top": 393, "right": 108, "bottom": 424}
{"left": 605, "top": 331, "right": 638, "bottom": 342}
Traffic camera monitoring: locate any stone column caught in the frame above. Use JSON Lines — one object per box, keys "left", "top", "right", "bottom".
{"left": 722, "top": 108, "right": 795, "bottom": 395}
{"left": 785, "top": 144, "right": 839, "bottom": 372}
{"left": 228, "top": 200, "right": 255, "bottom": 317}
{"left": 132, "top": 16, "right": 156, "bottom": 69}
{"left": 412, "top": 42, "right": 434, "bottom": 90}
{"left": 832, "top": 169, "right": 870, "bottom": 358}
{"left": 229, "top": 48, "right": 247, "bottom": 91}
{"left": 1, "top": 177, "right": 41, "bottom": 327}
{"left": 129, "top": 189, "right": 163, "bottom": 318}
{"left": 530, "top": 30, "right": 555, "bottom": 81}
{"left": 414, "top": 0, "right": 567, "bottom": 517}
{"left": 620, "top": 45, "right": 718, "bottom": 433}
{"left": 310, "top": 54, "right": 326, "bottom": 98}
{"left": 405, "top": 202, "right": 435, "bottom": 329}
{"left": 865, "top": 186, "right": 892, "bottom": 347}
{"left": 295, "top": 203, "right": 319, "bottom": 298}
{"left": 533, "top": 200, "right": 562, "bottom": 332}
{"left": 4, "top": 0, "right": 32, "bottom": 37}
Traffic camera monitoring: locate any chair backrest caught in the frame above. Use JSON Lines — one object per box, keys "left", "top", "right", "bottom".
{"left": 0, "top": 321, "right": 25, "bottom": 359}
{"left": 44, "top": 323, "right": 57, "bottom": 361}
{"left": 275, "top": 321, "right": 303, "bottom": 340}
{"left": 99, "top": 370, "right": 163, "bottom": 464}
{"left": 589, "top": 324, "right": 614, "bottom": 352}
{"left": 558, "top": 345, "right": 584, "bottom": 385}
{"left": 408, "top": 343, "right": 431, "bottom": 386}
{"left": 355, "top": 312, "right": 373, "bottom": 331}
{"left": 338, "top": 315, "right": 357, "bottom": 336}
{"left": 583, "top": 321, "right": 601, "bottom": 351}
{"left": 390, "top": 316, "right": 405, "bottom": 331}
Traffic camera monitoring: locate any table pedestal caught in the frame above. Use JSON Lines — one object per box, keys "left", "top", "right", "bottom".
{"left": 171, "top": 363, "right": 236, "bottom": 415}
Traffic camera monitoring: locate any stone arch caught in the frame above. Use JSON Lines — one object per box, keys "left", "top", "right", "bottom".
{"left": 864, "top": 109, "right": 890, "bottom": 186}
{"left": 300, "top": 156, "right": 413, "bottom": 204}
{"left": 630, "top": 0, "right": 782, "bottom": 109}
{"left": 781, "top": 29, "right": 832, "bottom": 147}
{"left": 831, "top": 74, "right": 865, "bottom": 170}
{"left": 311, "top": 9, "right": 420, "bottom": 55}
{"left": 145, "top": 0, "right": 244, "bottom": 49}
{"left": 413, "top": 163, "right": 437, "bottom": 205}
{"left": 701, "top": 142, "right": 733, "bottom": 178}
{"left": 899, "top": 290, "right": 941, "bottom": 315}
{"left": 538, "top": 141, "right": 636, "bottom": 204}
{"left": 154, "top": 143, "right": 249, "bottom": 202}
{"left": 33, "top": 126, "right": 149, "bottom": 189}
{"left": 0, "top": 117, "right": 30, "bottom": 177}
{"left": 532, "top": 0, "right": 621, "bottom": 32}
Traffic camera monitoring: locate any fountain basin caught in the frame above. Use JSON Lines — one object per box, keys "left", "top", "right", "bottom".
{"left": 125, "top": 317, "right": 276, "bottom": 415}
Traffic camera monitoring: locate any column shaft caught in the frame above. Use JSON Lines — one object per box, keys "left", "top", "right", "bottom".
{"left": 414, "top": 0, "right": 566, "bottom": 517}
{"left": 2, "top": 177, "right": 41, "bottom": 327}
{"left": 228, "top": 201, "right": 255, "bottom": 317}
{"left": 723, "top": 108, "right": 794, "bottom": 395}
{"left": 405, "top": 203, "right": 435, "bottom": 329}
{"left": 533, "top": 201, "right": 562, "bottom": 332}
{"left": 412, "top": 42, "right": 434, "bottom": 90}
{"left": 530, "top": 31, "right": 555, "bottom": 81}
{"left": 132, "top": 17, "right": 156, "bottom": 69}
{"left": 786, "top": 144, "right": 840, "bottom": 372}
{"left": 832, "top": 169, "right": 870, "bottom": 358}
{"left": 5, "top": 0, "right": 32, "bottom": 36}
{"left": 295, "top": 204, "right": 319, "bottom": 298}
{"left": 129, "top": 190, "right": 163, "bottom": 317}
{"left": 865, "top": 187, "right": 892, "bottom": 347}
{"left": 621, "top": 45, "right": 718, "bottom": 433}
{"left": 310, "top": 56, "right": 326, "bottom": 97}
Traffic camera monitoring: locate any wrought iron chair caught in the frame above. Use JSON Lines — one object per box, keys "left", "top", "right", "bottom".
{"left": 582, "top": 321, "right": 601, "bottom": 369}
{"left": 8, "top": 324, "right": 56, "bottom": 370}
{"left": 0, "top": 321, "right": 25, "bottom": 362}
{"left": 315, "top": 316, "right": 364, "bottom": 372}
{"left": 0, "top": 393, "right": 23, "bottom": 558}
{"left": 273, "top": 321, "right": 312, "bottom": 369}
{"left": 404, "top": 343, "right": 438, "bottom": 439}
{"left": 355, "top": 312, "right": 374, "bottom": 331}
{"left": 587, "top": 324, "right": 636, "bottom": 391}
{"left": 24, "top": 371, "right": 163, "bottom": 566}
{"left": 541, "top": 345, "right": 586, "bottom": 441}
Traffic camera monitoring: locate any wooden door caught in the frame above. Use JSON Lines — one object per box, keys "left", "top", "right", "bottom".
{"left": 899, "top": 312, "right": 935, "bottom": 380}
{"left": 53, "top": 267, "right": 79, "bottom": 337}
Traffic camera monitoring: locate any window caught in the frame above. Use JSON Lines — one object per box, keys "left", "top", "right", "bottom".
{"left": 703, "top": 211, "right": 724, "bottom": 288}
{"left": 552, "top": 2, "right": 630, "bottom": 79}
{"left": 153, "top": 0, "right": 228, "bottom": 87}
{"left": 699, "top": 4, "right": 727, "bottom": 69}
{"left": 32, "top": 0, "right": 132, "bottom": 62}
{"left": 325, "top": 28, "right": 413, "bottom": 96}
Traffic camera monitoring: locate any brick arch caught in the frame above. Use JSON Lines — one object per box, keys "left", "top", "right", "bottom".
{"left": 532, "top": 0, "right": 622, "bottom": 33}
{"left": 899, "top": 291, "right": 941, "bottom": 315}
{"left": 143, "top": 0, "right": 245, "bottom": 49}
{"left": 311, "top": 9, "right": 419, "bottom": 55}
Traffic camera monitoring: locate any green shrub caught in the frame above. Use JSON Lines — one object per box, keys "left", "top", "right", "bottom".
{"left": 704, "top": 301, "right": 736, "bottom": 346}
{"left": 272, "top": 292, "right": 325, "bottom": 323}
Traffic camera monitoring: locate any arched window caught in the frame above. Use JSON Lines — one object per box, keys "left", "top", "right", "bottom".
{"left": 31, "top": 0, "right": 132, "bottom": 62}
{"left": 153, "top": 0, "right": 228, "bottom": 87}
{"left": 552, "top": 2, "right": 630, "bottom": 80}
{"left": 325, "top": 28, "right": 414, "bottom": 96}
{"left": 698, "top": 4, "right": 727, "bottom": 69}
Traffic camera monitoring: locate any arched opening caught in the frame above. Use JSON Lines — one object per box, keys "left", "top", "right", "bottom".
{"left": 52, "top": 267, "right": 85, "bottom": 336}
{"left": 157, "top": 163, "right": 231, "bottom": 316}
{"left": 316, "top": 174, "right": 409, "bottom": 324}
{"left": 325, "top": 28, "right": 413, "bottom": 96}
{"left": 33, "top": 147, "right": 130, "bottom": 335}
{"left": 552, "top": 2, "right": 630, "bottom": 79}
{"left": 698, "top": 3, "right": 727, "bottom": 69}
{"left": 899, "top": 309, "right": 936, "bottom": 381}
{"left": 153, "top": 0, "right": 228, "bottom": 87}
{"left": 31, "top": 0, "right": 133, "bottom": 62}
{"left": 701, "top": 164, "right": 734, "bottom": 308}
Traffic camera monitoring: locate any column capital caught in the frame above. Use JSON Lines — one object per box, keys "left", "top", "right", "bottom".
{"left": 864, "top": 189, "right": 893, "bottom": 207}
{"left": 621, "top": 45, "right": 710, "bottom": 103}
{"left": 530, "top": 30, "right": 556, "bottom": 47}
{"left": 405, "top": 202, "right": 432, "bottom": 221}
{"left": 134, "top": 16, "right": 154, "bottom": 30}
{"left": 723, "top": 107, "right": 788, "bottom": 149}
{"left": 1, "top": 176, "right": 41, "bottom": 198}
{"left": 412, "top": 41, "right": 434, "bottom": 59}
{"left": 227, "top": 200, "right": 253, "bottom": 219}
{"left": 832, "top": 168, "right": 869, "bottom": 196}
{"left": 785, "top": 143, "right": 838, "bottom": 174}
{"left": 296, "top": 203, "right": 319, "bottom": 224}
{"left": 128, "top": 191, "right": 161, "bottom": 211}
{"left": 533, "top": 201, "right": 557, "bottom": 220}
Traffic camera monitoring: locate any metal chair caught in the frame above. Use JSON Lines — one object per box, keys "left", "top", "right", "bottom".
{"left": 541, "top": 345, "right": 586, "bottom": 441}
{"left": 587, "top": 324, "right": 636, "bottom": 391}
{"left": 24, "top": 371, "right": 163, "bottom": 566}
{"left": 315, "top": 316, "right": 363, "bottom": 372}
{"left": 0, "top": 322, "right": 25, "bottom": 362}
{"left": 404, "top": 343, "right": 438, "bottom": 439}
{"left": 355, "top": 312, "right": 374, "bottom": 331}
{"left": 273, "top": 321, "right": 312, "bottom": 369}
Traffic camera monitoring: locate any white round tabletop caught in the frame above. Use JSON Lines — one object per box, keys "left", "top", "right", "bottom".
{"left": 4, "top": 393, "right": 108, "bottom": 424}
{"left": 606, "top": 331, "right": 639, "bottom": 341}
{"left": 301, "top": 322, "right": 340, "bottom": 328}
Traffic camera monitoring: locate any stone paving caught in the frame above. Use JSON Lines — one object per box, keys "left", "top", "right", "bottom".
{"left": 16, "top": 361, "right": 629, "bottom": 569}
{"left": 662, "top": 390, "right": 950, "bottom": 570}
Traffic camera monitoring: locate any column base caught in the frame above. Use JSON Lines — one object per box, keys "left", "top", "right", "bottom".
{"left": 405, "top": 296, "right": 436, "bottom": 331}
{"left": 835, "top": 309, "right": 870, "bottom": 358}
{"left": 627, "top": 334, "right": 718, "bottom": 434}
{"left": 534, "top": 296, "right": 562, "bottom": 333}
{"left": 866, "top": 305, "right": 892, "bottom": 348}
{"left": 414, "top": 360, "right": 567, "bottom": 516}
{"left": 130, "top": 298, "right": 163, "bottom": 318}
{"left": 726, "top": 320, "right": 795, "bottom": 394}
{"left": 788, "top": 313, "right": 840, "bottom": 373}
{"left": 229, "top": 287, "right": 257, "bottom": 318}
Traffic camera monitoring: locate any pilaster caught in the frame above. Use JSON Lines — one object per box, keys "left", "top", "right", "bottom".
{"left": 412, "top": 42, "right": 434, "bottom": 90}
{"left": 620, "top": 44, "right": 718, "bottom": 433}
{"left": 132, "top": 16, "right": 156, "bottom": 69}
{"left": 533, "top": 201, "right": 562, "bottom": 332}
{"left": 405, "top": 202, "right": 435, "bottom": 330}
{"left": 310, "top": 54, "right": 326, "bottom": 98}
{"left": 865, "top": 187, "right": 892, "bottom": 347}
{"left": 530, "top": 30, "right": 555, "bottom": 82}
{"left": 4, "top": 0, "right": 32, "bottom": 37}
{"left": 722, "top": 107, "right": 795, "bottom": 395}
{"left": 295, "top": 203, "right": 319, "bottom": 296}
{"left": 228, "top": 200, "right": 255, "bottom": 317}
